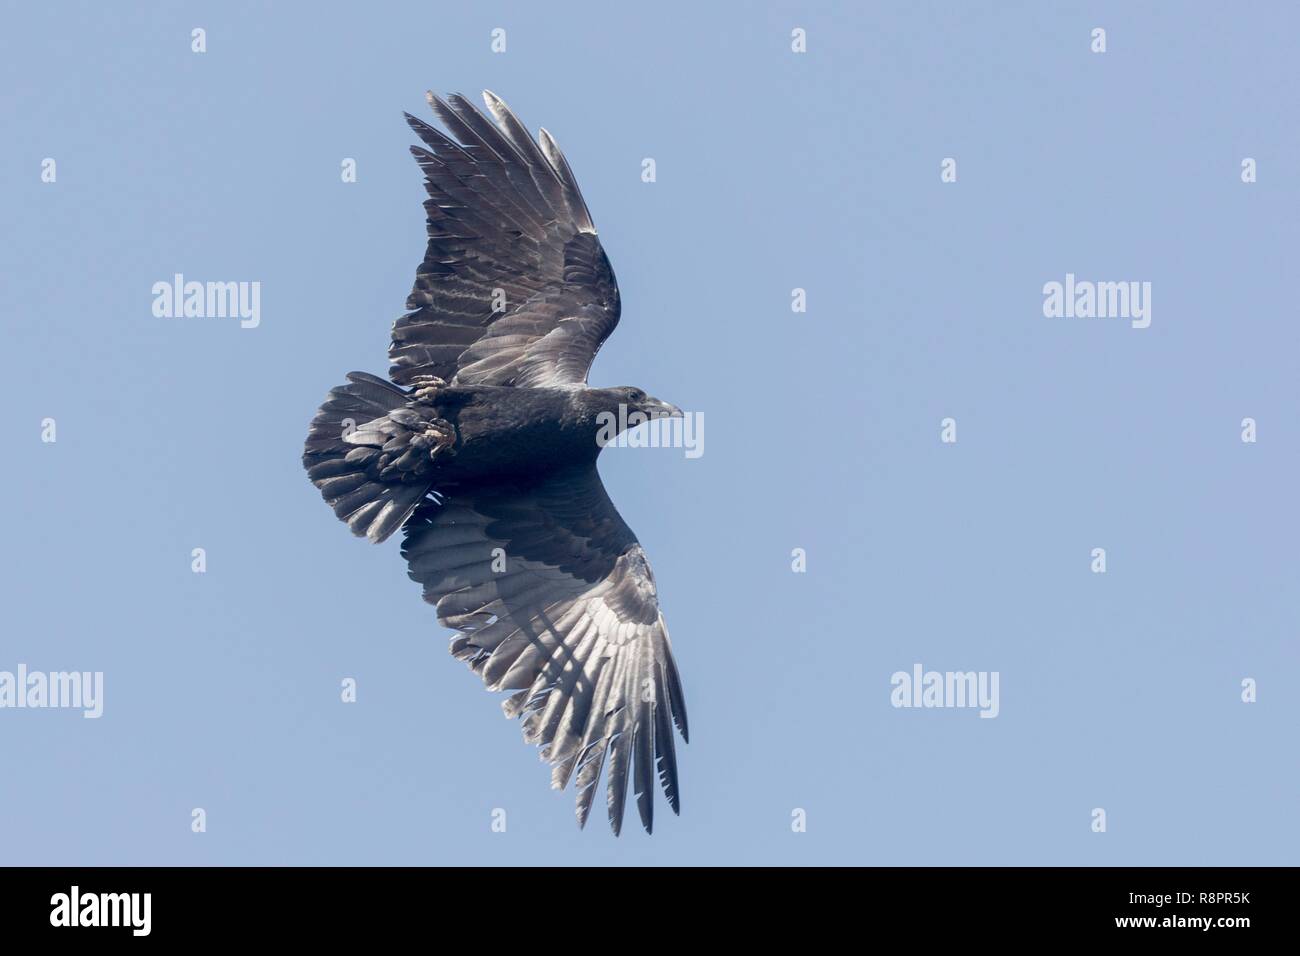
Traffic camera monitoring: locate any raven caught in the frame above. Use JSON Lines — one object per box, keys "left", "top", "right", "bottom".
{"left": 303, "top": 91, "right": 689, "bottom": 835}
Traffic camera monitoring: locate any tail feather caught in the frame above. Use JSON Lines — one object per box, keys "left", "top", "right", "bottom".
{"left": 303, "top": 372, "right": 433, "bottom": 543}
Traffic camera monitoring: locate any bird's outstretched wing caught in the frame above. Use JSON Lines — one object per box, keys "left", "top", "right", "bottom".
{"left": 391, "top": 91, "right": 621, "bottom": 389}
{"left": 400, "top": 465, "right": 688, "bottom": 834}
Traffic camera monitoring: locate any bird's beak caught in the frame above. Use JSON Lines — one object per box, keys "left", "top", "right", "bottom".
{"left": 646, "top": 398, "right": 683, "bottom": 420}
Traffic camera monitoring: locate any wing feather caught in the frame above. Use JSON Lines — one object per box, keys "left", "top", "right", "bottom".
{"left": 390, "top": 91, "right": 620, "bottom": 388}
{"left": 400, "top": 465, "right": 687, "bottom": 834}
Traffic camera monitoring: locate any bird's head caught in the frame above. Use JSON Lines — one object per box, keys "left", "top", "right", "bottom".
{"left": 590, "top": 386, "right": 683, "bottom": 445}
{"left": 616, "top": 386, "right": 683, "bottom": 423}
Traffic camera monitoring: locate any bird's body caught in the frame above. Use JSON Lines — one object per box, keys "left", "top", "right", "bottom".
{"left": 416, "top": 384, "right": 662, "bottom": 481}
{"left": 302, "top": 91, "right": 688, "bottom": 835}
{"left": 307, "top": 379, "right": 675, "bottom": 489}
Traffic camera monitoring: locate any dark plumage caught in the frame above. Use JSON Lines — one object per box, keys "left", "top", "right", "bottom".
{"left": 302, "top": 91, "right": 688, "bottom": 835}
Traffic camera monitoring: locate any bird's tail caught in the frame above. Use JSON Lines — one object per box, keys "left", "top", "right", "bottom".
{"left": 302, "top": 371, "right": 433, "bottom": 543}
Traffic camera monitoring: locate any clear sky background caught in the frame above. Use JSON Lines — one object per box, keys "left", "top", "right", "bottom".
{"left": 2, "top": 1, "right": 1296, "bottom": 865}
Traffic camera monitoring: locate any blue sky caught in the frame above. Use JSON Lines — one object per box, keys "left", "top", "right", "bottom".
{"left": 1, "top": 1, "right": 1296, "bottom": 864}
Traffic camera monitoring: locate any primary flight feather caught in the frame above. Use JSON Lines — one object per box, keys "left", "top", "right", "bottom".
{"left": 302, "top": 91, "right": 688, "bottom": 835}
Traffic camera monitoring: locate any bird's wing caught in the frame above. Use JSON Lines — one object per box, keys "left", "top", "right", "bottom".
{"left": 400, "top": 464, "right": 688, "bottom": 834}
{"left": 391, "top": 91, "right": 621, "bottom": 389}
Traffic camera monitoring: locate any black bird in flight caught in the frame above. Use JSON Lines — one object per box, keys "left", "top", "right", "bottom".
{"left": 303, "top": 91, "right": 689, "bottom": 835}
